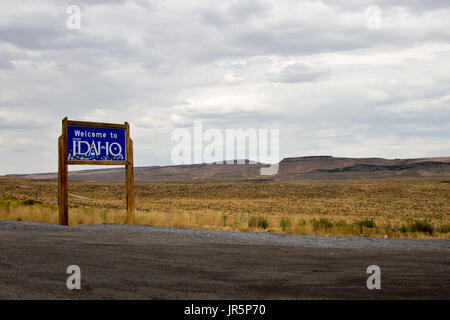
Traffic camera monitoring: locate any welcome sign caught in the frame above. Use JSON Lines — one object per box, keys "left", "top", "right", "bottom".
{"left": 58, "top": 118, "right": 135, "bottom": 226}
{"left": 67, "top": 125, "right": 126, "bottom": 161}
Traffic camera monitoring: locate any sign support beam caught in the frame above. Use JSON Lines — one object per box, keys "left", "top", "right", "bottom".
{"left": 58, "top": 117, "right": 69, "bottom": 225}
{"left": 125, "top": 122, "right": 135, "bottom": 224}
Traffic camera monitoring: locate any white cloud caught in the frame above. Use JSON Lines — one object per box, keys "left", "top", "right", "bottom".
{"left": 0, "top": 0, "right": 449, "bottom": 174}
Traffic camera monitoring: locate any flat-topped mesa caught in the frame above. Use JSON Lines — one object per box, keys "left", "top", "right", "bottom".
{"left": 4, "top": 155, "right": 450, "bottom": 183}
{"left": 278, "top": 156, "right": 358, "bottom": 174}
{"left": 278, "top": 156, "right": 408, "bottom": 174}
{"left": 281, "top": 155, "right": 333, "bottom": 162}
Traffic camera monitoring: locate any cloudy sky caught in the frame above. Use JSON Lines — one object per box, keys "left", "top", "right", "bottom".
{"left": 1, "top": 0, "right": 449, "bottom": 174}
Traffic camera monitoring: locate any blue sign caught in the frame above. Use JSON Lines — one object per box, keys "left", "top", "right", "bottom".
{"left": 67, "top": 125, "right": 127, "bottom": 161}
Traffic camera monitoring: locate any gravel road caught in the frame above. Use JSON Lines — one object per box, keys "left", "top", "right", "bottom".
{"left": 0, "top": 220, "right": 449, "bottom": 299}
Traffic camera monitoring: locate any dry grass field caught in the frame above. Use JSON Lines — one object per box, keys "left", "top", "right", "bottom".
{"left": 0, "top": 177, "right": 449, "bottom": 238}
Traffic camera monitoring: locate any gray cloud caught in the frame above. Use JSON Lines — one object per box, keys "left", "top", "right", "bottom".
{"left": 0, "top": 0, "right": 449, "bottom": 174}
{"left": 266, "top": 62, "right": 329, "bottom": 83}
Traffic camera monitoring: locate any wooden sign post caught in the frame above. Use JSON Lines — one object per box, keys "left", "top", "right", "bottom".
{"left": 58, "top": 117, "right": 134, "bottom": 226}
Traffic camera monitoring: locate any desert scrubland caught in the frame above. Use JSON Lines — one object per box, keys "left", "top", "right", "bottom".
{"left": 1, "top": 177, "right": 449, "bottom": 238}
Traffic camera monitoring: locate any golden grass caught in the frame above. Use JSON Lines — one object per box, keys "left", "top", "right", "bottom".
{"left": 0, "top": 178, "right": 449, "bottom": 238}
{"left": 0, "top": 200, "right": 448, "bottom": 239}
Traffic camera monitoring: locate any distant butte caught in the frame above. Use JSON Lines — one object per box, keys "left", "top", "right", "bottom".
{"left": 5, "top": 156, "right": 450, "bottom": 183}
